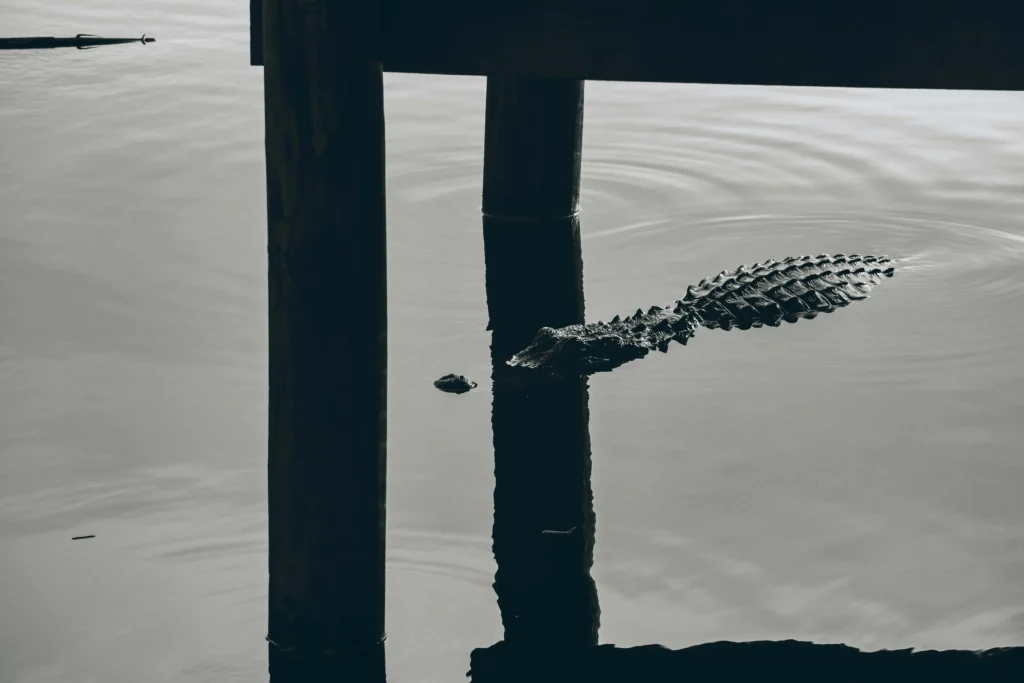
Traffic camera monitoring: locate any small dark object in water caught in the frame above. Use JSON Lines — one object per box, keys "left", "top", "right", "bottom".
{"left": 0, "top": 34, "right": 155, "bottom": 50}
{"left": 71, "top": 535, "right": 95, "bottom": 540}
{"left": 434, "top": 373, "right": 477, "bottom": 394}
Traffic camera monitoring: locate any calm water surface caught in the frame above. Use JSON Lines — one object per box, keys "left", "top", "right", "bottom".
{"left": 3, "top": 2, "right": 1024, "bottom": 681}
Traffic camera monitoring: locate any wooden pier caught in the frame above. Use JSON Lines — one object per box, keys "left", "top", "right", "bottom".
{"left": 252, "top": 2, "right": 1024, "bottom": 679}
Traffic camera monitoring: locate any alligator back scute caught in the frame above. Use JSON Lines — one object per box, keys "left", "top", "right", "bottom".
{"left": 686, "top": 254, "right": 895, "bottom": 331}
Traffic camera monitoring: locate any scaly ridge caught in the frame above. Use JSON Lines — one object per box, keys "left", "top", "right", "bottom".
{"left": 508, "top": 254, "right": 896, "bottom": 374}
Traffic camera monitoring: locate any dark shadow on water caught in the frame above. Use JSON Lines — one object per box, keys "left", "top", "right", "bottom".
{"left": 469, "top": 639, "right": 1023, "bottom": 683}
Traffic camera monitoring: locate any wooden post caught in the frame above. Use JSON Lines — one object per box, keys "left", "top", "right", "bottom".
{"left": 263, "top": 0, "right": 387, "bottom": 675}
{"left": 482, "top": 78, "right": 584, "bottom": 248}
{"left": 482, "top": 77, "right": 599, "bottom": 650}
{"left": 481, "top": 76, "right": 587, "bottom": 361}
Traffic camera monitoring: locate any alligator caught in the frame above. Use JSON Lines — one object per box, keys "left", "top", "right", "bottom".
{"left": 507, "top": 254, "right": 896, "bottom": 375}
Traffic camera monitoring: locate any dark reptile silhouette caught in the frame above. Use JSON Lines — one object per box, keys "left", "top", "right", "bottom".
{"left": 507, "top": 253, "right": 896, "bottom": 375}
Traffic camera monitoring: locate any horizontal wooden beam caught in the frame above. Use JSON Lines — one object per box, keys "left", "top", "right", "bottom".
{"left": 381, "top": 2, "right": 1024, "bottom": 90}
{"left": 251, "top": 3, "right": 1024, "bottom": 91}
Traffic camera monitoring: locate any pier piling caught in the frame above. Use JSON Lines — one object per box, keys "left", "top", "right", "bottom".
{"left": 263, "top": 0, "right": 388, "bottom": 674}
{"left": 482, "top": 77, "right": 599, "bottom": 649}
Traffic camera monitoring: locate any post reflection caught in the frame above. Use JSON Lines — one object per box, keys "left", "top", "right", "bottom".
{"left": 471, "top": 212, "right": 600, "bottom": 678}
{"left": 268, "top": 640, "right": 385, "bottom": 682}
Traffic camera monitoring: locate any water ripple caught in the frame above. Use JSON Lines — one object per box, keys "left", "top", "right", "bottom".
{"left": 576, "top": 203, "right": 1024, "bottom": 390}
{"left": 387, "top": 527, "right": 496, "bottom": 588}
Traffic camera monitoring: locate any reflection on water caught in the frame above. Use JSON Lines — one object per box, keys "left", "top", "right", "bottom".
{"left": 269, "top": 642, "right": 386, "bottom": 683}
{"left": 2, "top": 1, "right": 1024, "bottom": 681}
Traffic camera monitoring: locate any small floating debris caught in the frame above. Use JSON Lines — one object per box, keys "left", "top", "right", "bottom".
{"left": 71, "top": 534, "right": 96, "bottom": 540}
{"left": 0, "top": 34, "right": 154, "bottom": 50}
{"left": 433, "top": 373, "right": 477, "bottom": 394}
{"left": 541, "top": 527, "right": 577, "bottom": 535}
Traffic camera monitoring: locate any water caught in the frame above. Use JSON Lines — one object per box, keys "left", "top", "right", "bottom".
{"left": 2, "top": 2, "right": 1024, "bottom": 681}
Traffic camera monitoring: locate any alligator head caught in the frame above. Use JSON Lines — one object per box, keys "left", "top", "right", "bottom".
{"left": 509, "top": 315, "right": 697, "bottom": 374}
